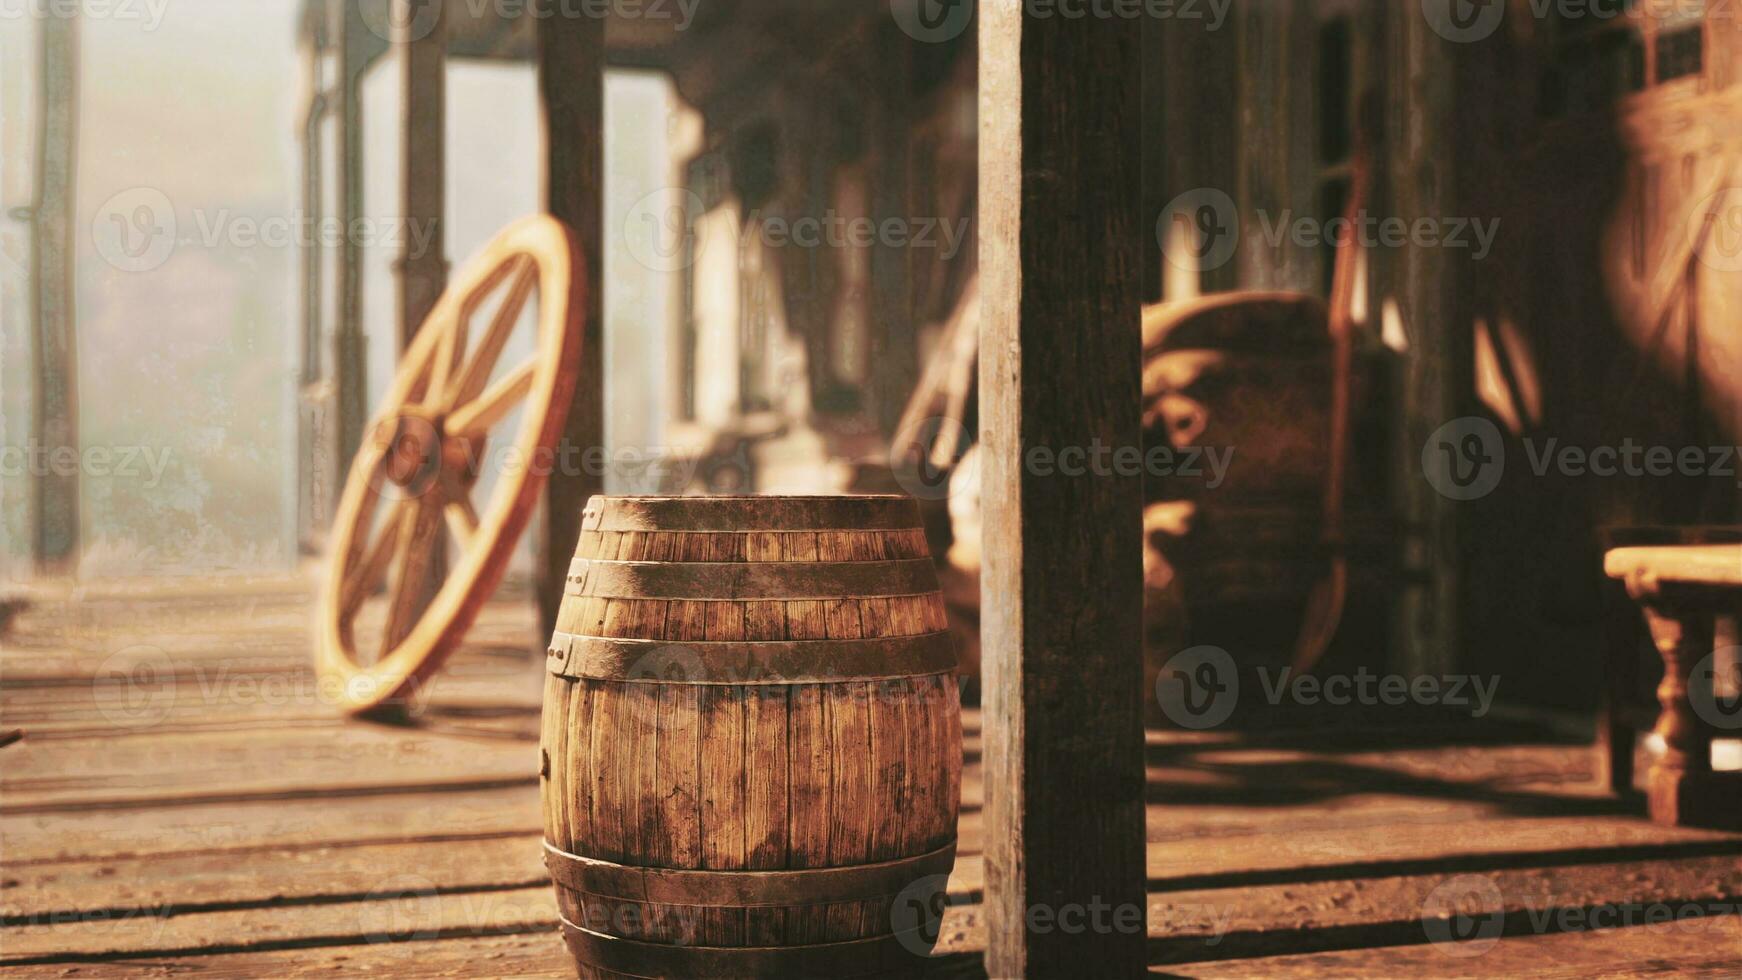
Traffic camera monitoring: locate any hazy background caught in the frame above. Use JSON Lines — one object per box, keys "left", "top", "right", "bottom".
{"left": 1, "top": 1, "right": 674, "bottom": 580}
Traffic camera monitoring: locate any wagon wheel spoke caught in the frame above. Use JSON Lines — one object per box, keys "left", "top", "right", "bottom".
{"left": 339, "top": 499, "right": 405, "bottom": 619}
{"left": 381, "top": 493, "right": 448, "bottom": 656}
{"left": 445, "top": 255, "right": 537, "bottom": 410}
{"left": 446, "top": 360, "right": 535, "bottom": 437}
{"left": 428, "top": 311, "right": 468, "bottom": 409}
{"left": 445, "top": 493, "right": 480, "bottom": 551}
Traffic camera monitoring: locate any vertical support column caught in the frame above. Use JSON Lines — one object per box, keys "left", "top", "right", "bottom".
{"left": 32, "top": 9, "right": 80, "bottom": 577}
{"left": 295, "top": 13, "right": 329, "bottom": 554}
{"left": 397, "top": 0, "right": 447, "bottom": 347}
{"left": 1386, "top": 4, "right": 1466, "bottom": 678}
{"left": 536, "top": 11, "right": 604, "bottom": 643}
{"left": 869, "top": 25, "right": 916, "bottom": 438}
{"left": 333, "top": 0, "right": 370, "bottom": 494}
{"left": 979, "top": 3, "right": 1147, "bottom": 976}
{"left": 397, "top": 0, "right": 447, "bottom": 592}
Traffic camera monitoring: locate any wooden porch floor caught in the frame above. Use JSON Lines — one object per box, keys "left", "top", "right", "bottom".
{"left": 3, "top": 578, "right": 1740, "bottom": 977}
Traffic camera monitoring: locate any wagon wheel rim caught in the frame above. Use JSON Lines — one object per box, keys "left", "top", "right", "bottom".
{"left": 317, "top": 215, "right": 585, "bottom": 715}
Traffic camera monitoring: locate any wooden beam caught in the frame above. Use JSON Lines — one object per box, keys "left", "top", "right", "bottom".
{"left": 869, "top": 22, "right": 917, "bottom": 438}
{"left": 295, "top": 10, "right": 331, "bottom": 554}
{"left": 397, "top": 0, "right": 447, "bottom": 347}
{"left": 535, "top": 10, "right": 604, "bottom": 644}
{"left": 32, "top": 9, "right": 80, "bottom": 577}
{"left": 397, "top": 0, "right": 448, "bottom": 595}
{"left": 978, "top": 3, "right": 1147, "bottom": 976}
{"left": 333, "top": 0, "right": 370, "bottom": 497}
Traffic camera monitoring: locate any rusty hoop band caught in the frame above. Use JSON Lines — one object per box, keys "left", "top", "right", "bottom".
{"left": 580, "top": 495, "right": 923, "bottom": 533}
{"left": 566, "top": 558, "right": 940, "bottom": 600}
{"left": 557, "top": 917, "right": 938, "bottom": 978}
{"left": 542, "top": 840, "right": 956, "bottom": 908}
{"left": 546, "top": 631, "right": 958, "bottom": 684}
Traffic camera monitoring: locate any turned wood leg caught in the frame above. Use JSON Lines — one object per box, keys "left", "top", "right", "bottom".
{"left": 1628, "top": 585, "right": 1741, "bottom": 828}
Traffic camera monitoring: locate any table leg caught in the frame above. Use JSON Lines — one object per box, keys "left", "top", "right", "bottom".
{"left": 1638, "top": 602, "right": 1741, "bottom": 828}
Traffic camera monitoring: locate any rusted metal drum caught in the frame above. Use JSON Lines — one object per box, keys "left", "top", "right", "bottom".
{"left": 541, "top": 495, "right": 961, "bottom": 978}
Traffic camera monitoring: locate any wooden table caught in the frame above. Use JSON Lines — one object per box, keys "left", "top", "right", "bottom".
{"left": 1605, "top": 544, "right": 1742, "bottom": 828}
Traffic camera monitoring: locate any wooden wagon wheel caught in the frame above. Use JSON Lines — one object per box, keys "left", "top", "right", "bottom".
{"left": 317, "top": 215, "right": 585, "bottom": 715}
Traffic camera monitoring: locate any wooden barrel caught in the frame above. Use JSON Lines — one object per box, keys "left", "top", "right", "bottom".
{"left": 541, "top": 495, "right": 962, "bottom": 979}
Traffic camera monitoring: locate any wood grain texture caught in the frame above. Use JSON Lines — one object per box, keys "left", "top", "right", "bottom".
{"left": 535, "top": 8, "right": 606, "bottom": 664}
{"left": 978, "top": 1, "right": 1149, "bottom": 976}
{"left": 542, "top": 495, "right": 961, "bottom": 977}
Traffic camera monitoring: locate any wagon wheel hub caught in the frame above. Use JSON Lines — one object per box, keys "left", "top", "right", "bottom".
{"left": 375, "top": 411, "right": 484, "bottom": 494}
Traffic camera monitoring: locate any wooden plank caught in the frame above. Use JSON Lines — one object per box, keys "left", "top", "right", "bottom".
{"left": 13, "top": 851, "right": 1737, "bottom": 969}
{"left": 30, "top": 5, "right": 79, "bottom": 576}
{"left": 0, "top": 725, "right": 538, "bottom": 812}
{"left": 1605, "top": 544, "right": 1742, "bottom": 588}
{"left": 3, "top": 833, "right": 548, "bottom": 925}
{"left": 14, "top": 933, "right": 574, "bottom": 978}
{"left": 1175, "top": 916, "right": 1742, "bottom": 978}
{"left": 977, "top": 1, "right": 1147, "bottom": 975}
{"left": 0, "top": 783, "right": 541, "bottom": 865}
{"left": 0, "top": 885, "right": 559, "bottom": 965}
{"left": 534, "top": 9, "right": 604, "bottom": 651}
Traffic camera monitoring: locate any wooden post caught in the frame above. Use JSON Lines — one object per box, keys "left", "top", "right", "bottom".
{"left": 296, "top": 4, "right": 330, "bottom": 554}
{"left": 397, "top": 0, "right": 447, "bottom": 593}
{"left": 32, "top": 9, "right": 80, "bottom": 577}
{"left": 1386, "top": 3, "right": 1467, "bottom": 678}
{"left": 333, "top": 0, "right": 370, "bottom": 493}
{"left": 535, "top": 11, "right": 604, "bottom": 644}
{"left": 397, "top": 0, "right": 447, "bottom": 347}
{"left": 979, "top": 3, "right": 1147, "bottom": 976}
{"left": 870, "top": 24, "right": 916, "bottom": 438}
